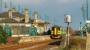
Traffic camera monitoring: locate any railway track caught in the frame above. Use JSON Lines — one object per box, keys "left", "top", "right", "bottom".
{"left": 0, "top": 39, "right": 63, "bottom": 50}
{"left": 0, "top": 39, "right": 53, "bottom": 50}
{"left": 15, "top": 36, "right": 86, "bottom": 50}
{"left": 17, "top": 39, "right": 64, "bottom": 50}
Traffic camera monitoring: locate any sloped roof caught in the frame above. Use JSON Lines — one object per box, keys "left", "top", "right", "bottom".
{"left": 20, "top": 18, "right": 34, "bottom": 23}
{"left": 0, "top": 12, "right": 24, "bottom": 18}
{"left": 0, "top": 11, "right": 49, "bottom": 24}
{"left": 52, "top": 25, "right": 60, "bottom": 28}
{"left": 0, "top": 12, "right": 9, "bottom": 18}
{"left": 33, "top": 19, "right": 49, "bottom": 24}
{"left": 0, "top": 18, "right": 18, "bottom": 23}
{"left": 0, "top": 11, "right": 26, "bottom": 23}
{"left": 12, "top": 12, "right": 24, "bottom": 18}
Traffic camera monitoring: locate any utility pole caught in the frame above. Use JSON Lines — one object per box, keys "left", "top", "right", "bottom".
{"left": 80, "top": 22, "right": 83, "bottom": 38}
{"left": 86, "top": 0, "right": 88, "bottom": 20}
{"left": 86, "top": 0, "right": 88, "bottom": 34}
{"left": 0, "top": 0, "right": 2, "bottom": 8}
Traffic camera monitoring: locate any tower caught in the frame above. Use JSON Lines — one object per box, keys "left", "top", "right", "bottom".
{"left": 24, "top": 8, "right": 30, "bottom": 23}
{"left": 33, "top": 11, "right": 40, "bottom": 23}
{"left": 8, "top": 8, "right": 17, "bottom": 18}
{"left": 8, "top": 9, "right": 12, "bottom": 18}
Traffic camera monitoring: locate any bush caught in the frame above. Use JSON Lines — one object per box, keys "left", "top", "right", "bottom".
{"left": 0, "top": 26, "right": 8, "bottom": 44}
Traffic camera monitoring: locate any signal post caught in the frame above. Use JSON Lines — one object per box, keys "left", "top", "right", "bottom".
{"left": 64, "top": 15, "right": 72, "bottom": 50}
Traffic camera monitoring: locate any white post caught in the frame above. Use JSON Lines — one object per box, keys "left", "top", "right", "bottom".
{"left": 67, "top": 22, "right": 70, "bottom": 46}
{"left": 64, "top": 15, "right": 72, "bottom": 49}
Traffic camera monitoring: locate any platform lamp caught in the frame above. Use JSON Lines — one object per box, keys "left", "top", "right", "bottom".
{"left": 64, "top": 15, "right": 72, "bottom": 48}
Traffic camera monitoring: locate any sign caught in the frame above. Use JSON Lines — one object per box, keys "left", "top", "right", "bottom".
{"left": 65, "top": 15, "right": 72, "bottom": 23}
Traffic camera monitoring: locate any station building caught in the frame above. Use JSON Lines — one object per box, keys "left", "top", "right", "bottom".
{"left": 0, "top": 8, "right": 49, "bottom": 36}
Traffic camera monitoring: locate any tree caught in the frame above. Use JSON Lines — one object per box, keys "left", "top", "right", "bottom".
{"left": 0, "top": 26, "right": 8, "bottom": 44}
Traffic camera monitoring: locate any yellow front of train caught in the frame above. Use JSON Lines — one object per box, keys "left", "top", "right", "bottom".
{"left": 50, "top": 26, "right": 62, "bottom": 39}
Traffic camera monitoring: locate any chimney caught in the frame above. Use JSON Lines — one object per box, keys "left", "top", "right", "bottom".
{"left": 24, "top": 9, "right": 30, "bottom": 23}
{"left": 8, "top": 9, "right": 12, "bottom": 18}
{"left": 35, "top": 13, "right": 38, "bottom": 20}
{"left": 33, "top": 12, "right": 38, "bottom": 23}
{"left": 12, "top": 8, "right": 17, "bottom": 12}
{"left": 34, "top": 12, "right": 39, "bottom": 20}
{"left": 8, "top": 8, "right": 17, "bottom": 18}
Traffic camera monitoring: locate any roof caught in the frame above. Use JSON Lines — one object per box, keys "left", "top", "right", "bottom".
{"left": 0, "top": 18, "right": 18, "bottom": 23}
{"left": 0, "top": 12, "right": 24, "bottom": 18}
{"left": 20, "top": 18, "right": 34, "bottom": 23}
{"left": 0, "top": 10, "right": 49, "bottom": 24}
{"left": 52, "top": 25, "right": 60, "bottom": 28}
{"left": 0, "top": 12, "right": 9, "bottom": 18}
{"left": 33, "top": 19, "right": 49, "bottom": 24}
{"left": 0, "top": 11, "right": 25, "bottom": 23}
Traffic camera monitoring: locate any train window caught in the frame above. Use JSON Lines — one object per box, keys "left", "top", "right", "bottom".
{"left": 51, "top": 26, "right": 60, "bottom": 31}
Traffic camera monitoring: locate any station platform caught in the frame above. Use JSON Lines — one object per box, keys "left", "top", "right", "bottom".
{"left": 16, "top": 35, "right": 51, "bottom": 43}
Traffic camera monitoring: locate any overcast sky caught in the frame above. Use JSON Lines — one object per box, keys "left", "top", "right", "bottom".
{"left": 0, "top": 0, "right": 89, "bottom": 30}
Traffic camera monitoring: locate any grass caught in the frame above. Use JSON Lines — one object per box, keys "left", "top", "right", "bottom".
{"left": 58, "top": 36, "right": 86, "bottom": 50}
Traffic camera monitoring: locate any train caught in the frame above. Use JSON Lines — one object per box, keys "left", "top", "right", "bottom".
{"left": 50, "top": 25, "right": 65, "bottom": 39}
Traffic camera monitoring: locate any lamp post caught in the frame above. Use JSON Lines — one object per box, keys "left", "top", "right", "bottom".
{"left": 64, "top": 15, "right": 72, "bottom": 49}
